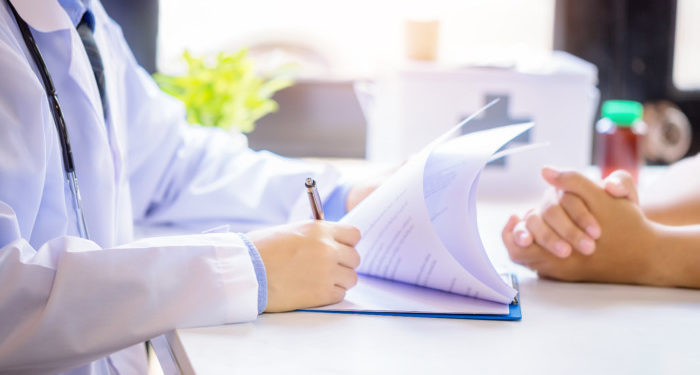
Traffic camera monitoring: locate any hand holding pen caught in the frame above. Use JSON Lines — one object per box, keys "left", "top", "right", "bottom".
{"left": 244, "top": 177, "right": 360, "bottom": 312}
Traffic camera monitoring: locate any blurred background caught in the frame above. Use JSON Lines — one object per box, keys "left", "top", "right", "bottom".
{"left": 103, "top": 0, "right": 700, "bottom": 166}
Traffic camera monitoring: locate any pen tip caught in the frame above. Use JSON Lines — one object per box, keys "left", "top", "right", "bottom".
{"left": 305, "top": 178, "right": 315, "bottom": 188}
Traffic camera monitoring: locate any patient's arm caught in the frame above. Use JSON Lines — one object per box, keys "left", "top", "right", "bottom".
{"left": 641, "top": 154, "right": 700, "bottom": 226}
{"left": 653, "top": 224, "right": 700, "bottom": 288}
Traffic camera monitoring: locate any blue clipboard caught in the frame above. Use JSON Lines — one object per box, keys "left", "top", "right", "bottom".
{"left": 300, "top": 274, "right": 522, "bottom": 321}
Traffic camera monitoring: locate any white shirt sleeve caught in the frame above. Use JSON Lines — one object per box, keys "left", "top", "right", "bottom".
{"left": 110, "top": 14, "right": 339, "bottom": 232}
{"left": 0, "top": 3, "right": 327, "bottom": 373}
{"left": 0, "top": 201, "right": 259, "bottom": 374}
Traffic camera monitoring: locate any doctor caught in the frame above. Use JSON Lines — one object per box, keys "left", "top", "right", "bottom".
{"left": 0, "top": 0, "right": 367, "bottom": 374}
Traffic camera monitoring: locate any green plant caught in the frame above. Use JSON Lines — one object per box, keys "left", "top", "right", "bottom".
{"left": 154, "top": 49, "right": 294, "bottom": 133}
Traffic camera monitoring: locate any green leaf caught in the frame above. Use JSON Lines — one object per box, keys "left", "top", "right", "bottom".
{"left": 153, "top": 48, "right": 296, "bottom": 133}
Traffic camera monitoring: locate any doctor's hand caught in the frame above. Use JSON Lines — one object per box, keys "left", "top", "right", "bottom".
{"left": 509, "top": 168, "right": 637, "bottom": 258}
{"left": 247, "top": 221, "right": 361, "bottom": 312}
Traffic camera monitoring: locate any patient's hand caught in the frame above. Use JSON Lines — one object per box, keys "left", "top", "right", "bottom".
{"left": 502, "top": 168, "right": 662, "bottom": 285}
{"left": 511, "top": 168, "right": 638, "bottom": 257}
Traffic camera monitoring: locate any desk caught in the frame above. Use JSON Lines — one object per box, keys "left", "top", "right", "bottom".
{"left": 159, "top": 198, "right": 700, "bottom": 375}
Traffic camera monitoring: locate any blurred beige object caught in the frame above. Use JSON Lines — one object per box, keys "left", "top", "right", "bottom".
{"left": 643, "top": 101, "right": 693, "bottom": 163}
{"left": 404, "top": 19, "right": 439, "bottom": 61}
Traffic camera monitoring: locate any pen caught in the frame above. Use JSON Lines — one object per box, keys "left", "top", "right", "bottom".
{"left": 305, "top": 178, "right": 324, "bottom": 220}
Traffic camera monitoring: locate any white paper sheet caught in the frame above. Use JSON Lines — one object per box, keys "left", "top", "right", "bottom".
{"left": 422, "top": 124, "right": 533, "bottom": 300}
{"left": 314, "top": 118, "right": 534, "bottom": 315}
{"left": 317, "top": 275, "right": 509, "bottom": 315}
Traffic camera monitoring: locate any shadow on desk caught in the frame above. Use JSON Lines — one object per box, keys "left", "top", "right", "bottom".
{"left": 521, "top": 276, "right": 700, "bottom": 311}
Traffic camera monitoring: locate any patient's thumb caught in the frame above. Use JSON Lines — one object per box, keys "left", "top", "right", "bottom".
{"left": 603, "top": 170, "right": 638, "bottom": 204}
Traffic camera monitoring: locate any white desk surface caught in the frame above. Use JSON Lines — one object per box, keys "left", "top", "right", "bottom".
{"left": 163, "top": 196, "right": 700, "bottom": 375}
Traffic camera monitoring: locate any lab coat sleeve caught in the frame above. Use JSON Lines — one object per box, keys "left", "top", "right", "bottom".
{"left": 0, "top": 8, "right": 263, "bottom": 374}
{"left": 0, "top": 202, "right": 260, "bottom": 374}
{"left": 111, "top": 21, "right": 339, "bottom": 231}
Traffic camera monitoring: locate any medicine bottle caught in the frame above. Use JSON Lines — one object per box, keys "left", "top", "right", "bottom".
{"left": 595, "top": 100, "right": 645, "bottom": 182}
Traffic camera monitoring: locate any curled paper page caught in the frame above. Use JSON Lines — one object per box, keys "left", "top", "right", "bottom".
{"left": 341, "top": 123, "right": 532, "bottom": 305}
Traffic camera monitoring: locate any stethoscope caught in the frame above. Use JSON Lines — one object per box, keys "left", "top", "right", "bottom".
{"left": 8, "top": 1, "right": 90, "bottom": 239}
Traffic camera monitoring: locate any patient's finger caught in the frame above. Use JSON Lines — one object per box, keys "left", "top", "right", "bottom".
{"left": 541, "top": 167, "right": 605, "bottom": 210}
{"left": 512, "top": 220, "right": 533, "bottom": 247}
{"left": 541, "top": 200, "right": 596, "bottom": 255}
{"left": 524, "top": 210, "right": 572, "bottom": 258}
{"left": 603, "top": 169, "right": 639, "bottom": 203}
{"left": 502, "top": 215, "right": 519, "bottom": 245}
{"left": 502, "top": 216, "right": 530, "bottom": 264}
{"left": 558, "top": 192, "right": 601, "bottom": 239}
{"left": 502, "top": 216, "right": 552, "bottom": 268}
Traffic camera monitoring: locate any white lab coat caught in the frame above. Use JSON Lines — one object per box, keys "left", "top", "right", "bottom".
{"left": 0, "top": 0, "right": 338, "bottom": 374}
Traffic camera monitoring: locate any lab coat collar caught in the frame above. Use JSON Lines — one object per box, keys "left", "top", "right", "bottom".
{"left": 9, "top": 0, "right": 73, "bottom": 32}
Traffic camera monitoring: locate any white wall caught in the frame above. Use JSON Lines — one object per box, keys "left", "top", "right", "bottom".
{"left": 157, "top": 0, "right": 555, "bottom": 77}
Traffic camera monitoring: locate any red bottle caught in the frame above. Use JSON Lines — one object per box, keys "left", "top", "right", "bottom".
{"left": 596, "top": 100, "right": 645, "bottom": 183}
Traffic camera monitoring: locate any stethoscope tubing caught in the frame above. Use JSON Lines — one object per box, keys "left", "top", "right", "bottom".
{"left": 8, "top": 0, "right": 90, "bottom": 239}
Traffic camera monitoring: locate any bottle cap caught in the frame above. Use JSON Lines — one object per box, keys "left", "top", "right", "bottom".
{"left": 601, "top": 100, "right": 644, "bottom": 127}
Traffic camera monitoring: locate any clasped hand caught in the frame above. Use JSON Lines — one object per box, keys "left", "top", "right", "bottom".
{"left": 502, "top": 167, "right": 665, "bottom": 285}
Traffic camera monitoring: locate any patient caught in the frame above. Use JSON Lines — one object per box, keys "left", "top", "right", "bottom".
{"left": 502, "top": 155, "right": 700, "bottom": 289}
